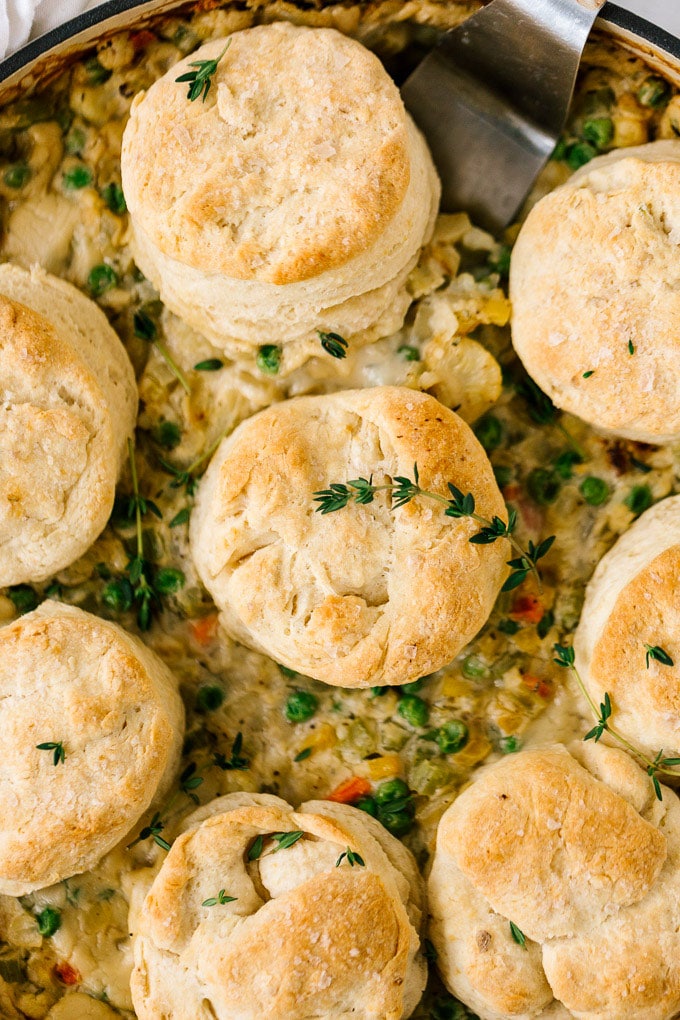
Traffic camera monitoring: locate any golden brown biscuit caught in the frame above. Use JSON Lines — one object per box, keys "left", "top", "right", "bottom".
{"left": 121, "top": 24, "right": 439, "bottom": 360}
{"left": 190, "top": 387, "right": 508, "bottom": 687}
{"left": 0, "top": 601, "right": 184, "bottom": 895}
{"left": 510, "top": 140, "right": 680, "bottom": 443}
{"left": 429, "top": 744, "right": 680, "bottom": 1020}
{"left": 0, "top": 263, "right": 137, "bottom": 585}
{"left": 131, "top": 794, "right": 426, "bottom": 1020}
{"left": 574, "top": 494, "right": 680, "bottom": 763}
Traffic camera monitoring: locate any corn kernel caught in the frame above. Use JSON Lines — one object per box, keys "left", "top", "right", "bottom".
{"left": 366, "top": 754, "right": 402, "bottom": 780}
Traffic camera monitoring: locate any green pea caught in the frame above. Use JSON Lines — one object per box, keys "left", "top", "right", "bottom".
{"left": 436, "top": 720, "right": 469, "bottom": 754}
{"left": 579, "top": 476, "right": 610, "bottom": 506}
{"left": 400, "top": 678, "right": 424, "bottom": 695}
{"left": 553, "top": 449, "right": 583, "bottom": 480}
{"left": 101, "top": 181, "right": 126, "bottom": 215}
{"left": 88, "top": 263, "right": 118, "bottom": 296}
{"left": 637, "top": 76, "right": 671, "bottom": 108}
{"left": 379, "top": 809, "right": 413, "bottom": 836}
{"left": 65, "top": 127, "right": 87, "bottom": 155}
{"left": 8, "top": 585, "right": 37, "bottom": 614}
{"left": 374, "top": 778, "right": 409, "bottom": 805}
{"left": 566, "top": 140, "right": 596, "bottom": 169}
{"left": 278, "top": 664, "right": 297, "bottom": 679}
{"left": 351, "top": 795, "right": 376, "bottom": 818}
{"left": 63, "top": 165, "right": 93, "bottom": 190}
{"left": 256, "top": 344, "right": 281, "bottom": 375}
{"left": 152, "top": 420, "right": 181, "bottom": 451}
{"left": 155, "top": 568, "right": 185, "bottom": 595}
{"left": 397, "top": 694, "right": 429, "bottom": 728}
{"left": 196, "top": 685, "right": 225, "bottom": 712}
{"left": 285, "top": 690, "right": 318, "bottom": 723}
{"left": 84, "top": 56, "right": 112, "bottom": 85}
{"left": 474, "top": 414, "right": 503, "bottom": 452}
{"left": 36, "top": 908, "right": 61, "bottom": 938}
{"left": 462, "top": 654, "right": 489, "bottom": 679}
{"left": 551, "top": 137, "right": 568, "bottom": 161}
{"left": 625, "top": 484, "right": 653, "bottom": 516}
{"left": 397, "top": 344, "right": 420, "bottom": 361}
{"left": 101, "top": 579, "right": 133, "bottom": 612}
{"left": 3, "top": 163, "right": 30, "bottom": 188}
{"left": 526, "top": 467, "right": 561, "bottom": 506}
{"left": 497, "top": 618, "right": 520, "bottom": 635}
{"left": 499, "top": 735, "right": 522, "bottom": 754}
{"left": 582, "top": 117, "right": 614, "bottom": 150}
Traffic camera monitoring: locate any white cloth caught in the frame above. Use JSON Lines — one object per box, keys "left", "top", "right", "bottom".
{"left": 0, "top": 0, "right": 677, "bottom": 61}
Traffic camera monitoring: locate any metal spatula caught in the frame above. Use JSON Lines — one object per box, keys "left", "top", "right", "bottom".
{"left": 402, "top": 0, "right": 606, "bottom": 232}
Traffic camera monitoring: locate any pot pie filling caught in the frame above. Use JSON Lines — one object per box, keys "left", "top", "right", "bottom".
{"left": 0, "top": 2, "right": 678, "bottom": 1017}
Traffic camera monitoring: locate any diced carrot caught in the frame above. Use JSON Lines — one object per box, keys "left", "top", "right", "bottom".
{"left": 510, "top": 594, "right": 543, "bottom": 625}
{"left": 130, "top": 29, "right": 156, "bottom": 50}
{"left": 522, "top": 673, "right": 553, "bottom": 699}
{"left": 502, "top": 483, "right": 521, "bottom": 501}
{"left": 326, "top": 776, "right": 371, "bottom": 804}
{"left": 190, "top": 614, "right": 219, "bottom": 646}
{"left": 54, "top": 962, "right": 80, "bottom": 985}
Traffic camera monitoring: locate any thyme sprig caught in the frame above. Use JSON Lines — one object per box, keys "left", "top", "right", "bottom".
{"left": 36, "top": 741, "right": 65, "bottom": 766}
{"left": 314, "top": 463, "right": 555, "bottom": 592}
{"left": 516, "top": 377, "right": 586, "bottom": 458}
{"left": 125, "top": 439, "right": 162, "bottom": 631}
{"left": 553, "top": 643, "right": 680, "bottom": 800}
{"left": 134, "top": 310, "right": 190, "bottom": 395}
{"left": 159, "top": 423, "right": 231, "bottom": 497}
{"left": 317, "top": 330, "right": 348, "bottom": 359}
{"left": 175, "top": 40, "right": 231, "bottom": 103}
{"left": 202, "top": 889, "right": 237, "bottom": 907}
{"left": 128, "top": 734, "right": 250, "bottom": 854}
{"left": 127, "top": 811, "right": 171, "bottom": 852}
{"left": 213, "top": 731, "right": 250, "bottom": 772}
{"left": 336, "top": 848, "right": 365, "bottom": 868}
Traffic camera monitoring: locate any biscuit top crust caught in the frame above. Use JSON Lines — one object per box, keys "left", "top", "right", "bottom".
{"left": 0, "top": 294, "right": 113, "bottom": 583}
{"left": 510, "top": 142, "right": 680, "bottom": 442}
{"left": 574, "top": 495, "right": 680, "bottom": 761}
{"left": 190, "top": 387, "right": 508, "bottom": 687}
{"left": 121, "top": 23, "right": 410, "bottom": 284}
{"left": 132, "top": 795, "right": 426, "bottom": 1019}
{"left": 0, "top": 602, "right": 183, "bottom": 895}
{"left": 428, "top": 743, "right": 680, "bottom": 1020}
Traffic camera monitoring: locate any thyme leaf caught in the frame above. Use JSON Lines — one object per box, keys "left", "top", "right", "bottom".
{"left": 509, "top": 922, "right": 527, "bottom": 949}
{"left": 213, "top": 731, "right": 249, "bottom": 772}
{"left": 36, "top": 741, "right": 65, "bottom": 766}
{"left": 645, "top": 644, "right": 674, "bottom": 669}
{"left": 127, "top": 811, "right": 171, "bottom": 852}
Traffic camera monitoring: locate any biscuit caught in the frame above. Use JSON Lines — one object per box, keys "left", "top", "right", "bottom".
{"left": 0, "top": 264, "right": 137, "bottom": 585}
{"left": 190, "top": 387, "right": 508, "bottom": 687}
{"left": 429, "top": 743, "right": 680, "bottom": 1020}
{"left": 131, "top": 794, "right": 426, "bottom": 1019}
{"left": 121, "top": 24, "right": 439, "bottom": 360}
{"left": 574, "top": 494, "right": 680, "bottom": 763}
{"left": 510, "top": 140, "right": 680, "bottom": 443}
{"left": 0, "top": 601, "right": 184, "bottom": 895}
